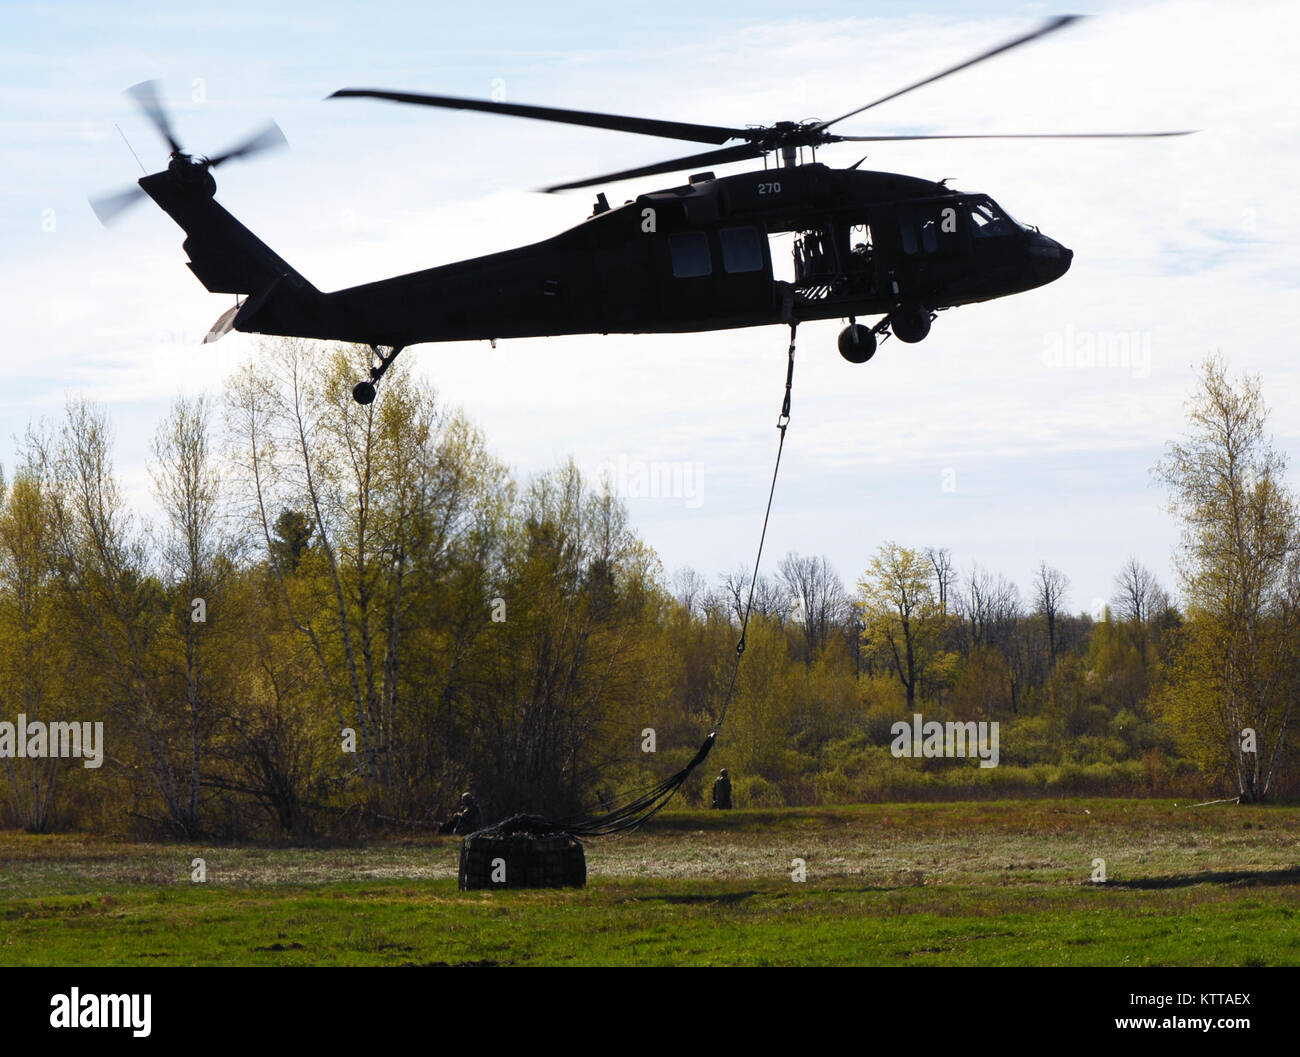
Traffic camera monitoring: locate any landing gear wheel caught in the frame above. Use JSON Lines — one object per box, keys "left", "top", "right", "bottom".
{"left": 351, "top": 344, "right": 406, "bottom": 404}
{"left": 891, "top": 303, "right": 931, "bottom": 344}
{"left": 838, "top": 323, "right": 877, "bottom": 363}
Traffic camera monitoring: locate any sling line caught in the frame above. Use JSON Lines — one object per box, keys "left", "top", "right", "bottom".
{"left": 478, "top": 322, "right": 799, "bottom": 838}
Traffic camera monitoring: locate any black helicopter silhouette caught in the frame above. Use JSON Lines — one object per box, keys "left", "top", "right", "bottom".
{"left": 93, "top": 15, "right": 1191, "bottom": 404}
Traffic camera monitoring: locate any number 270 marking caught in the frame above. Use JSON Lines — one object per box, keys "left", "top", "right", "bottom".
{"left": 757, "top": 181, "right": 782, "bottom": 195}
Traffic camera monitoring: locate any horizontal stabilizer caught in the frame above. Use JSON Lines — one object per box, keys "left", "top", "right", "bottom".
{"left": 204, "top": 302, "right": 241, "bottom": 343}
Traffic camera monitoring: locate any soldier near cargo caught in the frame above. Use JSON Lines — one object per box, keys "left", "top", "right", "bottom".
{"left": 711, "top": 768, "right": 732, "bottom": 810}
{"left": 441, "top": 792, "right": 483, "bottom": 835}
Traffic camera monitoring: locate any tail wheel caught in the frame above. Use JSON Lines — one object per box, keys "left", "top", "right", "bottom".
{"left": 838, "top": 323, "right": 877, "bottom": 363}
{"left": 891, "top": 302, "right": 931, "bottom": 343}
{"left": 352, "top": 381, "right": 377, "bottom": 405}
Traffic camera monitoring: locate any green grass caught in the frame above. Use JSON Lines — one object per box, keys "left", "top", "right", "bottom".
{"left": 3, "top": 799, "right": 1298, "bottom": 966}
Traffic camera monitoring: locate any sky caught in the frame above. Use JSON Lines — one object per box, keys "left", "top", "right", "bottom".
{"left": 3, "top": 0, "right": 1298, "bottom": 617}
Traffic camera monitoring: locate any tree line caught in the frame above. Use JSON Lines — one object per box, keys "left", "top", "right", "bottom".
{"left": 0, "top": 347, "right": 1294, "bottom": 838}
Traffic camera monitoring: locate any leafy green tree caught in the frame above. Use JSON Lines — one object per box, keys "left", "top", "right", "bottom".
{"left": 149, "top": 394, "right": 235, "bottom": 837}
{"left": 1155, "top": 356, "right": 1300, "bottom": 801}
{"left": 25, "top": 400, "right": 208, "bottom": 835}
{"left": 858, "top": 542, "right": 948, "bottom": 711}
{"left": 0, "top": 467, "right": 71, "bottom": 831}
{"left": 476, "top": 463, "right": 669, "bottom": 817}
{"left": 228, "top": 340, "right": 511, "bottom": 818}
{"left": 270, "top": 509, "right": 314, "bottom": 572}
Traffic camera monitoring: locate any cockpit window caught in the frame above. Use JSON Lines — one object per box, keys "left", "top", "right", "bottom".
{"left": 969, "top": 197, "right": 1025, "bottom": 239}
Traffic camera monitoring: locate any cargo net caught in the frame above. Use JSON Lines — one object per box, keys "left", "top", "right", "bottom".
{"left": 475, "top": 732, "right": 717, "bottom": 840}
{"left": 472, "top": 324, "right": 798, "bottom": 841}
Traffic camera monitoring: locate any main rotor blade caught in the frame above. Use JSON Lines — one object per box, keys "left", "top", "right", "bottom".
{"left": 126, "top": 79, "right": 182, "bottom": 154}
{"left": 207, "top": 121, "right": 289, "bottom": 167}
{"left": 89, "top": 184, "right": 146, "bottom": 226}
{"left": 329, "top": 88, "right": 746, "bottom": 145}
{"left": 543, "top": 143, "right": 766, "bottom": 193}
{"left": 817, "top": 14, "right": 1083, "bottom": 132}
{"left": 833, "top": 130, "right": 1197, "bottom": 141}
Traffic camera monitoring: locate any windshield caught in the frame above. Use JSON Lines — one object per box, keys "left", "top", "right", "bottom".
{"left": 969, "top": 196, "right": 1028, "bottom": 238}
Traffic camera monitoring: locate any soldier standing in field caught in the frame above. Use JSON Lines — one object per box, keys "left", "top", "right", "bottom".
{"left": 442, "top": 792, "right": 483, "bottom": 834}
{"left": 711, "top": 768, "right": 732, "bottom": 810}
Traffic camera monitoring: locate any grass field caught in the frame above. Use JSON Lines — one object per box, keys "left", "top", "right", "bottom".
{"left": 2, "top": 799, "right": 1298, "bottom": 966}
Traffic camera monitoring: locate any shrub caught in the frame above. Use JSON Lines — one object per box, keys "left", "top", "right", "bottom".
{"left": 732, "top": 774, "right": 786, "bottom": 808}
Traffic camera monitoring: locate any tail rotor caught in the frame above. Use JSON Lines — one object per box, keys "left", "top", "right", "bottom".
{"left": 90, "top": 79, "right": 287, "bottom": 226}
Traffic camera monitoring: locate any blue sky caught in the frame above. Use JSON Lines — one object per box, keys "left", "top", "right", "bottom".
{"left": 3, "top": 0, "right": 1298, "bottom": 613}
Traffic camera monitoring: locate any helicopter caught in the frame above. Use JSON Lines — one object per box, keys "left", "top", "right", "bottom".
{"left": 93, "top": 15, "right": 1192, "bottom": 404}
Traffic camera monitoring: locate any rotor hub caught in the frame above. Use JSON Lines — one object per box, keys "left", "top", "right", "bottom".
{"left": 748, "top": 121, "right": 834, "bottom": 154}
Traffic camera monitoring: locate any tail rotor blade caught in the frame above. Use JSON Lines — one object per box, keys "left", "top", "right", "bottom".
{"left": 126, "top": 79, "right": 183, "bottom": 154}
{"left": 207, "top": 121, "right": 288, "bottom": 167}
{"left": 89, "top": 185, "right": 146, "bottom": 226}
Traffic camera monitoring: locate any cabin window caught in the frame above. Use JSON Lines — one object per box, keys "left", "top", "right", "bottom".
{"left": 919, "top": 215, "right": 938, "bottom": 253}
{"left": 901, "top": 206, "right": 942, "bottom": 254}
{"left": 898, "top": 206, "right": 918, "bottom": 255}
{"left": 719, "top": 226, "right": 764, "bottom": 273}
{"left": 669, "top": 232, "right": 712, "bottom": 277}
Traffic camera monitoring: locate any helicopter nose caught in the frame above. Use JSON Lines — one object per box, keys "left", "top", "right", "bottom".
{"left": 1028, "top": 232, "right": 1072, "bottom": 282}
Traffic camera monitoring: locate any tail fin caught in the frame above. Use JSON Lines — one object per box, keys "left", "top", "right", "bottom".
{"left": 140, "top": 168, "right": 327, "bottom": 340}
